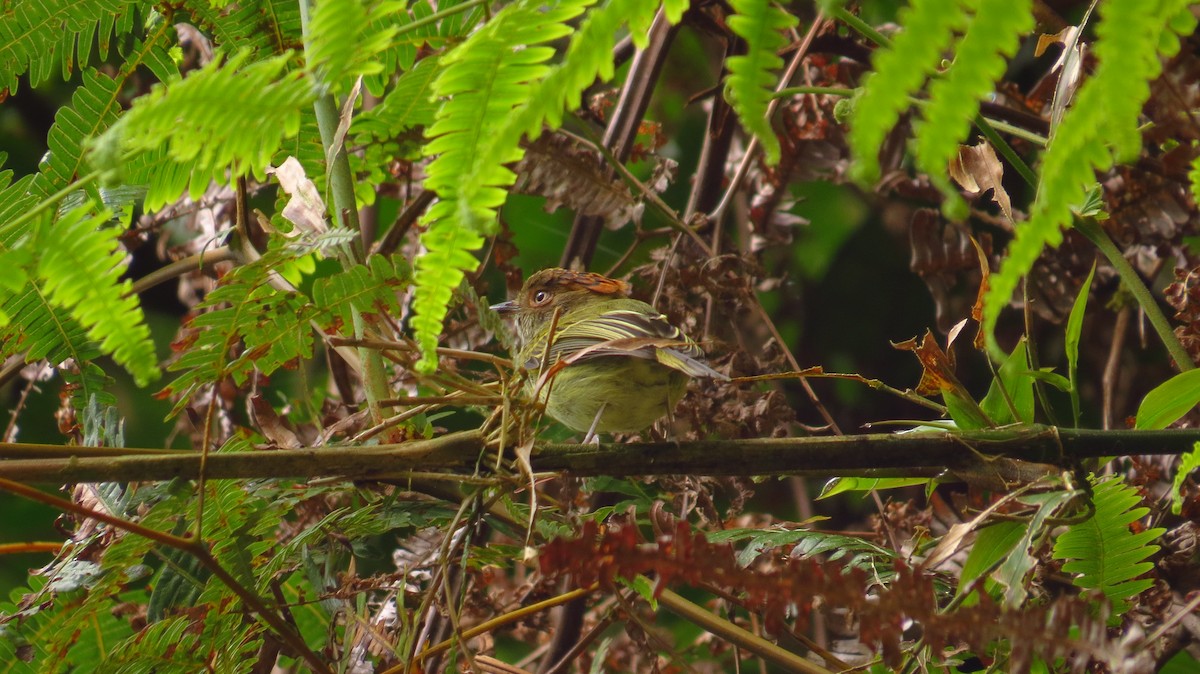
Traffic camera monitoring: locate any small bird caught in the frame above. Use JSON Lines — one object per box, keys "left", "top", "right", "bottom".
{"left": 491, "top": 268, "right": 726, "bottom": 435}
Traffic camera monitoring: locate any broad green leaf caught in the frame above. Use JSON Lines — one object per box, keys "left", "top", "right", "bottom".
{"left": 819, "top": 476, "right": 931, "bottom": 499}
{"left": 957, "top": 520, "right": 1023, "bottom": 596}
{"left": 1135, "top": 368, "right": 1200, "bottom": 429}
{"left": 979, "top": 339, "right": 1034, "bottom": 425}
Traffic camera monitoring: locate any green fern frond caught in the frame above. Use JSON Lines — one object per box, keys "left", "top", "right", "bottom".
{"left": 1190, "top": 148, "right": 1200, "bottom": 207}
{"left": 0, "top": 276, "right": 117, "bottom": 408}
{"left": 312, "top": 255, "right": 406, "bottom": 328}
{"left": 306, "top": 0, "right": 402, "bottom": 94}
{"left": 982, "top": 0, "right": 1197, "bottom": 347}
{"left": 410, "top": 0, "right": 590, "bottom": 371}
{"left": 0, "top": 0, "right": 143, "bottom": 93}
{"left": 353, "top": 55, "right": 444, "bottom": 139}
{"left": 662, "top": 0, "right": 689, "bottom": 23}
{"left": 116, "top": 16, "right": 183, "bottom": 84}
{"left": 274, "top": 112, "right": 327, "bottom": 198}
{"left": 121, "top": 146, "right": 218, "bottom": 213}
{"left": 410, "top": 0, "right": 671, "bottom": 370}
{"left": 848, "top": 0, "right": 970, "bottom": 184}
{"left": 29, "top": 69, "right": 123, "bottom": 197}
{"left": 92, "top": 50, "right": 315, "bottom": 194}
{"left": 1171, "top": 443, "right": 1200, "bottom": 515}
{"left": 412, "top": 221, "right": 487, "bottom": 370}
{"left": 13, "top": 23, "right": 179, "bottom": 211}
{"left": 1, "top": 27, "right": 174, "bottom": 225}
{"left": 0, "top": 172, "right": 39, "bottom": 247}
{"left": 0, "top": 248, "right": 30, "bottom": 324}
{"left": 724, "top": 0, "right": 798, "bottom": 165}
{"left": 359, "top": 0, "right": 484, "bottom": 97}
{"left": 505, "top": 0, "right": 659, "bottom": 136}
{"left": 1052, "top": 477, "right": 1165, "bottom": 614}
{"left": 34, "top": 206, "right": 158, "bottom": 386}
{"left": 163, "top": 257, "right": 316, "bottom": 413}
{"left": 914, "top": 0, "right": 1032, "bottom": 200}
{"left": 183, "top": 0, "right": 303, "bottom": 56}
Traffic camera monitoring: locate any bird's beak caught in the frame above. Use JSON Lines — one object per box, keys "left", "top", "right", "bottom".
{"left": 490, "top": 300, "right": 517, "bottom": 315}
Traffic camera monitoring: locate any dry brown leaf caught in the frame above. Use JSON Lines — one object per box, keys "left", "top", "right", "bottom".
{"left": 266, "top": 157, "right": 328, "bottom": 236}
{"left": 949, "top": 141, "right": 1013, "bottom": 223}
{"left": 512, "top": 133, "right": 672, "bottom": 229}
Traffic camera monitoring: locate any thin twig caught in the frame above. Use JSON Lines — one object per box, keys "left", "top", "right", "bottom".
{"left": 1102, "top": 305, "right": 1131, "bottom": 430}
{"left": 373, "top": 190, "right": 436, "bottom": 258}
{"left": 128, "top": 246, "right": 237, "bottom": 296}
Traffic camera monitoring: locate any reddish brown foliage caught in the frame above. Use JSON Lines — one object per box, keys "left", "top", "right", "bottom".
{"left": 539, "top": 520, "right": 1156, "bottom": 672}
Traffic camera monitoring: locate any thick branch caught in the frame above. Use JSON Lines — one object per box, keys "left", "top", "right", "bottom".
{"left": 1, "top": 426, "right": 1198, "bottom": 484}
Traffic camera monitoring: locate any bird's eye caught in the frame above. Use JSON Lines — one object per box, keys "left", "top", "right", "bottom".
{"left": 532, "top": 290, "right": 550, "bottom": 305}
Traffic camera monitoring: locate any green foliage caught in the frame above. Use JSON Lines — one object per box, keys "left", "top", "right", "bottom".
{"left": 367, "top": 0, "right": 484, "bottom": 92}
{"left": 353, "top": 55, "right": 445, "bottom": 140}
{"left": 979, "top": 338, "right": 1034, "bottom": 425}
{"left": 819, "top": 476, "right": 932, "bottom": 498}
{"left": 1052, "top": 476, "right": 1165, "bottom": 614}
{"left": 181, "top": 0, "right": 303, "bottom": 58}
{"left": 992, "top": 489, "right": 1076, "bottom": 606}
{"left": 0, "top": 265, "right": 115, "bottom": 407}
{"left": 913, "top": 0, "right": 1033, "bottom": 207}
{"left": 312, "top": 254, "right": 408, "bottom": 328}
{"left": 0, "top": 20, "right": 178, "bottom": 400}
{"left": 162, "top": 254, "right": 318, "bottom": 413}
{"left": 0, "top": 0, "right": 145, "bottom": 93}
{"left": 411, "top": 0, "right": 590, "bottom": 371}
{"left": 982, "top": 0, "right": 1198, "bottom": 347}
{"left": 958, "top": 520, "right": 1023, "bottom": 596}
{"left": 724, "top": 0, "right": 798, "bottom": 165}
{"left": 1191, "top": 150, "right": 1200, "bottom": 208}
{"left": 848, "top": 0, "right": 969, "bottom": 184}
{"left": 30, "top": 69, "right": 124, "bottom": 198}
{"left": 92, "top": 50, "right": 315, "bottom": 194}
{"left": 306, "top": 0, "right": 402, "bottom": 94}
{"left": 0, "top": 474, "right": 343, "bottom": 672}
{"left": 34, "top": 206, "right": 158, "bottom": 385}
{"left": 94, "top": 614, "right": 257, "bottom": 674}
{"left": 1171, "top": 444, "right": 1200, "bottom": 515}
{"left": 411, "top": 0, "right": 667, "bottom": 371}
{"left": 1135, "top": 368, "right": 1200, "bottom": 430}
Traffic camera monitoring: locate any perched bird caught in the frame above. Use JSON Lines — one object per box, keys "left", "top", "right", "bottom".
{"left": 491, "top": 268, "right": 725, "bottom": 434}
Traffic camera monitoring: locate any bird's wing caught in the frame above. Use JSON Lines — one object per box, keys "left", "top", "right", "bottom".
{"left": 524, "top": 309, "right": 726, "bottom": 380}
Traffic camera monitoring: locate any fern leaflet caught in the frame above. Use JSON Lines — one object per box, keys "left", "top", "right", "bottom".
{"left": 312, "top": 255, "right": 407, "bottom": 329}
{"left": 982, "top": 0, "right": 1198, "bottom": 347}
{"left": 0, "top": 208, "right": 116, "bottom": 407}
{"left": 411, "top": 0, "right": 588, "bottom": 371}
{"left": 163, "top": 256, "right": 317, "bottom": 414}
{"left": 848, "top": 0, "right": 969, "bottom": 183}
{"left": 1171, "top": 443, "right": 1200, "bottom": 515}
{"left": 724, "top": 0, "right": 798, "bottom": 165}
{"left": 0, "top": 0, "right": 144, "bottom": 93}
{"left": 413, "top": 0, "right": 669, "bottom": 371}
{"left": 353, "top": 54, "right": 444, "bottom": 140}
{"left": 33, "top": 205, "right": 158, "bottom": 386}
{"left": 914, "top": 0, "right": 1033, "bottom": 203}
{"left": 306, "top": 0, "right": 403, "bottom": 94}
{"left": 182, "top": 0, "right": 303, "bottom": 57}
{"left": 1052, "top": 476, "right": 1165, "bottom": 614}
{"left": 92, "top": 50, "right": 315, "bottom": 196}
